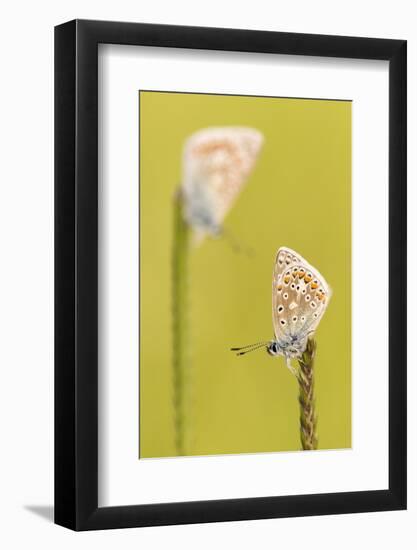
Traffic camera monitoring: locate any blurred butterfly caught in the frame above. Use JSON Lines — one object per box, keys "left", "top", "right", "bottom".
{"left": 181, "top": 127, "right": 263, "bottom": 241}
{"left": 231, "top": 247, "right": 332, "bottom": 374}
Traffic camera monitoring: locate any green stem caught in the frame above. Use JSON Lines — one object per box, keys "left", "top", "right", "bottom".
{"left": 297, "top": 338, "right": 318, "bottom": 450}
{"left": 172, "top": 192, "right": 191, "bottom": 456}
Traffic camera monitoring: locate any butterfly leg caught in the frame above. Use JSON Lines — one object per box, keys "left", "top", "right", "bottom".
{"left": 285, "top": 355, "right": 298, "bottom": 377}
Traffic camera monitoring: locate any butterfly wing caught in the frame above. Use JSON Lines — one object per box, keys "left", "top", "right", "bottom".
{"left": 272, "top": 247, "right": 331, "bottom": 344}
{"left": 182, "top": 127, "right": 263, "bottom": 235}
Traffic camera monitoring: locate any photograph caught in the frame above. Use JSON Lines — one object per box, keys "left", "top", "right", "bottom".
{"left": 0, "top": 1, "right": 410, "bottom": 544}
{"left": 139, "top": 90, "right": 352, "bottom": 458}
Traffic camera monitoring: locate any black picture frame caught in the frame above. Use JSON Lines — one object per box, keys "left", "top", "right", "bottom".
{"left": 55, "top": 19, "right": 407, "bottom": 531}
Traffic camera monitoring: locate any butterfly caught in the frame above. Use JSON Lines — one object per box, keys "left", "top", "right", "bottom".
{"left": 181, "top": 127, "right": 263, "bottom": 240}
{"left": 231, "top": 247, "right": 332, "bottom": 374}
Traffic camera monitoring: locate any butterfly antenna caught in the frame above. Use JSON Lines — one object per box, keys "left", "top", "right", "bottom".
{"left": 222, "top": 227, "right": 255, "bottom": 258}
{"left": 235, "top": 343, "right": 268, "bottom": 356}
{"left": 230, "top": 341, "right": 269, "bottom": 356}
{"left": 230, "top": 341, "right": 269, "bottom": 351}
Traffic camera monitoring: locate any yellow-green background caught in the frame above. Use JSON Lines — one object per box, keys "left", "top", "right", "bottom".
{"left": 139, "top": 91, "right": 351, "bottom": 458}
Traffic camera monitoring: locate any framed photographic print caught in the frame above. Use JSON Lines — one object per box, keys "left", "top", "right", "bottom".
{"left": 55, "top": 19, "right": 407, "bottom": 530}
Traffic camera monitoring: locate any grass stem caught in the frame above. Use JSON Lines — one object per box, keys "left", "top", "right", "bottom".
{"left": 172, "top": 192, "right": 191, "bottom": 455}
{"left": 297, "top": 338, "right": 318, "bottom": 451}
